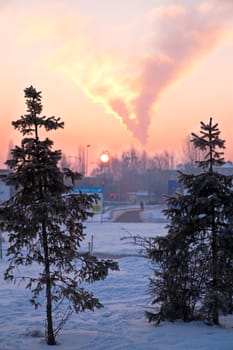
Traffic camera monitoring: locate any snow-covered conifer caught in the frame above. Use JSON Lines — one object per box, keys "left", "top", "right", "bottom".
{"left": 146, "top": 118, "right": 233, "bottom": 325}
{"left": 0, "top": 86, "right": 119, "bottom": 345}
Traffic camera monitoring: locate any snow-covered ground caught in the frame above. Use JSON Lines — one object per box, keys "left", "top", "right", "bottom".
{"left": 0, "top": 205, "right": 233, "bottom": 350}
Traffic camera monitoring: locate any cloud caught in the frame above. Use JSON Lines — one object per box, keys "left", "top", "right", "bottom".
{"left": 51, "top": 1, "right": 233, "bottom": 144}
{"left": 0, "top": 0, "right": 14, "bottom": 10}
{"left": 149, "top": 5, "right": 186, "bottom": 19}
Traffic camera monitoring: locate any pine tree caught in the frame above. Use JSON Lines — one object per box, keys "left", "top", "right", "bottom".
{"left": 146, "top": 118, "right": 233, "bottom": 325}
{"left": 0, "top": 86, "right": 119, "bottom": 345}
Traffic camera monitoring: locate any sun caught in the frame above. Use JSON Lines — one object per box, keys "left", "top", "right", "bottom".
{"left": 100, "top": 153, "right": 110, "bottom": 163}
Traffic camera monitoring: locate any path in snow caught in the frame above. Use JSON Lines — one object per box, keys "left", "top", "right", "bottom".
{"left": 112, "top": 209, "right": 143, "bottom": 223}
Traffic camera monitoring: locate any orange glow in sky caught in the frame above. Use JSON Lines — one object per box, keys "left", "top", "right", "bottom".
{"left": 0, "top": 0, "right": 233, "bottom": 170}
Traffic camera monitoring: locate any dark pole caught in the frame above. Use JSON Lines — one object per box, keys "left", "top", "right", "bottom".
{"left": 86, "top": 145, "right": 90, "bottom": 177}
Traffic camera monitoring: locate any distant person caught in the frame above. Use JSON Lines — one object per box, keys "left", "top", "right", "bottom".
{"left": 140, "top": 201, "right": 144, "bottom": 211}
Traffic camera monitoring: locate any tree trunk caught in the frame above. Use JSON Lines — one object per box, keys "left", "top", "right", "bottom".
{"left": 42, "top": 223, "right": 56, "bottom": 345}
{"left": 211, "top": 217, "right": 219, "bottom": 325}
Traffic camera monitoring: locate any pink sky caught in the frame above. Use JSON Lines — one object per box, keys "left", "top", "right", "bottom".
{"left": 0, "top": 0, "right": 233, "bottom": 170}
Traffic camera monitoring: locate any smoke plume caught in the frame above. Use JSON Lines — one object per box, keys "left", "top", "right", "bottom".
{"left": 54, "top": 0, "right": 233, "bottom": 144}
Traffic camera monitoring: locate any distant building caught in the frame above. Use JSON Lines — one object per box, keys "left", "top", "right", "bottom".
{"left": 128, "top": 191, "right": 149, "bottom": 203}
{"left": 167, "top": 179, "right": 183, "bottom": 196}
{"left": 0, "top": 169, "right": 12, "bottom": 205}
